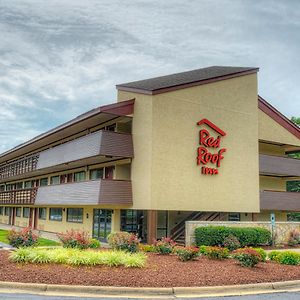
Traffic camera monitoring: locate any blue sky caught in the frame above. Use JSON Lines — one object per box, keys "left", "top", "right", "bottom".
{"left": 0, "top": 0, "right": 299, "bottom": 153}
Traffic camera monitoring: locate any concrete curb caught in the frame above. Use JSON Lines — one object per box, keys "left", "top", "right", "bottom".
{"left": 0, "top": 280, "right": 299, "bottom": 298}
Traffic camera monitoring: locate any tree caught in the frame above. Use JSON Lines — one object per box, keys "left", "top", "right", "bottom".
{"left": 291, "top": 116, "right": 300, "bottom": 126}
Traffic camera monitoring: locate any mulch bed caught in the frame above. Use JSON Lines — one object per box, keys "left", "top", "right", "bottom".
{"left": 1, "top": 250, "right": 300, "bottom": 287}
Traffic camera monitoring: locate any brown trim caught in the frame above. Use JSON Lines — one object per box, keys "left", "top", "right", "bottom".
{"left": 100, "top": 99, "right": 135, "bottom": 116}
{"left": 147, "top": 210, "right": 157, "bottom": 244}
{"left": 116, "top": 69, "right": 259, "bottom": 95}
{"left": 258, "top": 96, "right": 300, "bottom": 139}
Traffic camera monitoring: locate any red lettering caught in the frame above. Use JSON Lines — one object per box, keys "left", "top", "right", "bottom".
{"left": 198, "top": 147, "right": 226, "bottom": 168}
{"left": 199, "top": 130, "right": 221, "bottom": 148}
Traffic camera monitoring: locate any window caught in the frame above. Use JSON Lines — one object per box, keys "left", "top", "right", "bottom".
{"left": 74, "top": 171, "right": 86, "bottom": 182}
{"left": 228, "top": 213, "right": 240, "bottom": 221}
{"left": 4, "top": 207, "right": 10, "bottom": 216}
{"left": 16, "top": 207, "right": 22, "bottom": 217}
{"left": 67, "top": 208, "right": 83, "bottom": 223}
{"left": 24, "top": 181, "right": 32, "bottom": 189}
{"left": 90, "top": 169, "right": 103, "bottom": 180}
{"left": 23, "top": 207, "right": 30, "bottom": 218}
{"left": 6, "top": 184, "right": 12, "bottom": 191}
{"left": 0, "top": 207, "right": 3, "bottom": 215}
{"left": 49, "top": 208, "right": 62, "bottom": 221}
{"left": 0, "top": 185, "right": 5, "bottom": 192}
{"left": 105, "top": 124, "right": 116, "bottom": 131}
{"left": 39, "top": 208, "right": 47, "bottom": 220}
{"left": 40, "top": 178, "right": 48, "bottom": 186}
{"left": 50, "top": 176, "right": 60, "bottom": 185}
{"left": 15, "top": 182, "right": 23, "bottom": 190}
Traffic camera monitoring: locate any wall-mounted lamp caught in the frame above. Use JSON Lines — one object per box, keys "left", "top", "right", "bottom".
{"left": 63, "top": 208, "right": 65, "bottom": 212}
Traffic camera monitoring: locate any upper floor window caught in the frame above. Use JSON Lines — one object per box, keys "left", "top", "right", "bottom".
{"left": 15, "top": 182, "right": 23, "bottom": 190}
{"left": 50, "top": 176, "right": 60, "bottom": 185}
{"left": 0, "top": 185, "right": 5, "bottom": 192}
{"left": 105, "top": 124, "right": 116, "bottom": 132}
{"left": 24, "top": 181, "right": 32, "bottom": 189}
{"left": 74, "top": 171, "right": 86, "bottom": 182}
{"left": 40, "top": 178, "right": 48, "bottom": 186}
{"left": 6, "top": 184, "right": 12, "bottom": 191}
{"left": 90, "top": 168, "right": 103, "bottom": 180}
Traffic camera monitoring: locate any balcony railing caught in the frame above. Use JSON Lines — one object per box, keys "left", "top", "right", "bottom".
{"left": 259, "top": 154, "right": 300, "bottom": 177}
{"left": 35, "top": 179, "right": 132, "bottom": 206}
{"left": 260, "top": 190, "right": 300, "bottom": 211}
{"left": 0, "top": 188, "right": 37, "bottom": 205}
{"left": 0, "top": 130, "right": 133, "bottom": 180}
{"left": 0, "top": 154, "right": 39, "bottom": 180}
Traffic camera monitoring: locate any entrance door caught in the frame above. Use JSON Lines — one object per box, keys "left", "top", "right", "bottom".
{"left": 93, "top": 209, "right": 112, "bottom": 242}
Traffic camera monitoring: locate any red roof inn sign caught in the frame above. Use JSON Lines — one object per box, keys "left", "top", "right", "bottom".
{"left": 197, "top": 119, "right": 227, "bottom": 175}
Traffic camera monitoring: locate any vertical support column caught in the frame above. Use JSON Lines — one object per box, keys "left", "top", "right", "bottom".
{"left": 147, "top": 210, "right": 157, "bottom": 244}
{"left": 111, "top": 209, "right": 121, "bottom": 232}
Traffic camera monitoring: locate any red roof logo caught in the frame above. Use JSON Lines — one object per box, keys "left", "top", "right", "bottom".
{"left": 197, "top": 118, "right": 226, "bottom": 136}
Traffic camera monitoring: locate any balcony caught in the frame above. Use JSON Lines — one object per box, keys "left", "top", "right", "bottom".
{"left": 0, "top": 188, "right": 37, "bottom": 205}
{"left": 35, "top": 179, "right": 132, "bottom": 206}
{"left": 260, "top": 190, "right": 300, "bottom": 211}
{"left": 259, "top": 154, "right": 300, "bottom": 177}
{"left": 0, "top": 130, "right": 133, "bottom": 181}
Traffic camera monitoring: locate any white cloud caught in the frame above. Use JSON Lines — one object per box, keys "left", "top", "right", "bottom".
{"left": 0, "top": 0, "right": 299, "bottom": 152}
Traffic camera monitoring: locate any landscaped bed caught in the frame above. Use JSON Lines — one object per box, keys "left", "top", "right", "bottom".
{"left": 1, "top": 250, "right": 300, "bottom": 287}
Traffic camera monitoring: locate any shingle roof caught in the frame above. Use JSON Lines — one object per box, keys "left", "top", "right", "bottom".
{"left": 116, "top": 66, "right": 259, "bottom": 95}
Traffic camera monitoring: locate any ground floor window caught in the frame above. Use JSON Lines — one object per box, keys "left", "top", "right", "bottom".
{"left": 0, "top": 207, "right": 3, "bottom": 215}
{"left": 157, "top": 211, "right": 168, "bottom": 239}
{"left": 4, "top": 207, "right": 10, "bottom": 216}
{"left": 49, "top": 208, "right": 63, "bottom": 221}
{"left": 39, "top": 208, "right": 47, "bottom": 220}
{"left": 67, "top": 208, "right": 83, "bottom": 223}
{"left": 228, "top": 213, "right": 240, "bottom": 221}
{"left": 23, "top": 207, "right": 30, "bottom": 218}
{"left": 120, "top": 210, "right": 147, "bottom": 242}
{"left": 16, "top": 207, "right": 22, "bottom": 217}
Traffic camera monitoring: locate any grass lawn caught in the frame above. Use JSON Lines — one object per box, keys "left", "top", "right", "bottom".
{"left": 0, "top": 229, "right": 60, "bottom": 246}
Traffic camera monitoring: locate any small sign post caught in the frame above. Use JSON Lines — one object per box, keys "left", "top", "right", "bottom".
{"left": 270, "top": 213, "right": 275, "bottom": 245}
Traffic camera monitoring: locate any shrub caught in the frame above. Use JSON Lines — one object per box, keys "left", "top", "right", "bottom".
{"left": 139, "top": 244, "right": 156, "bottom": 252}
{"left": 174, "top": 246, "right": 199, "bottom": 261}
{"left": 194, "top": 226, "right": 271, "bottom": 248}
{"left": 268, "top": 250, "right": 281, "bottom": 262}
{"left": 107, "top": 232, "right": 140, "bottom": 253}
{"left": 154, "top": 237, "right": 176, "bottom": 255}
{"left": 10, "top": 248, "right": 147, "bottom": 268}
{"left": 58, "top": 229, "right": 91, "bottom": 249}
{"left": 7, "top": 227, "right": 38, "bottom": 248}
{"left": 288, "top": 229, "right": 300, "bottom": 246}
{"left": 199, "top": 245, "right": 209, "bottom": 255}
{"left": 278, "top": 251, "right": 300, "bottom": 265}
{"left": 206, "top": 246, "right": 229, "bottom": 260}
{"left": 88, "top": 239, "right": 101, "bottom": 249}
{"left": 223, "top": 234, "right": 240, "bottom": 251}
{"left": 233, "top": 248, "right": 261, "bottom": 267}
{"left": 252, "top": 247, "right": 267, "bottom": 262}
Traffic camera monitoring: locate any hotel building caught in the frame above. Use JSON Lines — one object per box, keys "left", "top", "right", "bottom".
{"left": 0, "top": 66, "right": 299, "bottom": 244}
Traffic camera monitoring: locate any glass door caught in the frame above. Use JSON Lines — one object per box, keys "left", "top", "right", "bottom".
{"left": 93, "top": 209, "right": 112, "bottom": 242}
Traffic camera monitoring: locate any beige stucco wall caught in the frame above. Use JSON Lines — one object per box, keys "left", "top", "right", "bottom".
{"left": 259, "top": 110, "right": 300, "bottom": 147}
{"left": 118, "top": 73, "right": 259, "bottom": 212}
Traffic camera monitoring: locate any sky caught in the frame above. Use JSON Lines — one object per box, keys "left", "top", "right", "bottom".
{"left": 0, "top": 0, "right": 299, "bottom": 153}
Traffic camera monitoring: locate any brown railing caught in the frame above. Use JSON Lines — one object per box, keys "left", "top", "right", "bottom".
{"left": 259, "top": 154, "right": 300, "bottom": 177}
{"left": 0, "top": 154, "right": 39, "bottom": 180}
{"left": 0, "top": 188, "right": 37, "bottom": 205}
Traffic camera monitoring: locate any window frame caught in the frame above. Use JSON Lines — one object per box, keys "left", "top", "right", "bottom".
{"left": 49, "top": 208, "right": 63, "bottom": 221}
{"left": 23, "top": 207, "right": 30, "bottom": 218}
{"left": 16, "top": 207, "right": 22, "bottom": 217}
{"left": 38, "top": 208, "right": 47, "bottom": 220}
{"left": 67, "top": 208, "right": 83, "bottom": 223}
{"left": 74, "top": 171, "right": 86, "bottom": 182}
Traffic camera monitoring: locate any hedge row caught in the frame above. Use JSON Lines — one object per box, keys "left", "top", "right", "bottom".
{"left": 194, "top": 226, "right": 271, "bottom": 247}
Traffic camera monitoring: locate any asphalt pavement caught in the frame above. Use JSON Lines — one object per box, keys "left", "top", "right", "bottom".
{"left": 0, "top": 291, "right": 300, "bottom": 300}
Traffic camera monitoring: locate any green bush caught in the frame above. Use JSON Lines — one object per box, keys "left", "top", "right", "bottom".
{"left": 7, "top": 227, "right": 38, "bottom": 248}
{"left": 194, "top": 226, "right": 271, "bottom": 247}
{"left": 174, "top": 246, "right": 199, "bottom": 261}
{"left": 223, "top": 234, "right": 240, "bottom": 251}
{"left": 268, "top": 250, "right": 281, "bottom": 262}
{"left": 10, "top": 248, "right": 146, "bottom": 268}
{"left": 206, "top": 246, "right": 229, "bottom": 260}
{"left": 278, "top": 251, "right": 300, "bottom": 265}
{"left": 88, "top": 239, "right": 101, "bottom": 249}
{"left": 252, "top": 247, "right": 267, "bottom": 262}
{"left": 233, "top": 248, "right": 261, "bottom": 267}
{"left": 107, "top": 232, "right": 140, "bottom": 253}
{"left": 139, "top": 244, "right": 156, "bottom": 252}
{"left": 199, "top": 245, "right": 209, "bottom": 255}
{"left": 154, "top": 237, "right": 176, "bottom": 255}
